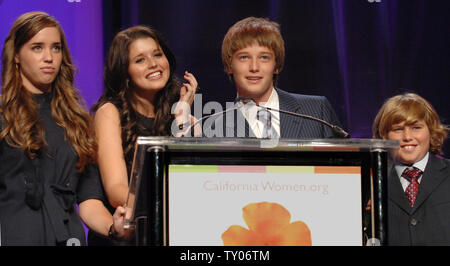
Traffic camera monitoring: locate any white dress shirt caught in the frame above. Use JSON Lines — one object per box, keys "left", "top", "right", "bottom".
{"left": 394, "top": 152, "right": 429, "bottom": 192}
{"left": 239, "top": 88, "right": 280, "bottom": 138}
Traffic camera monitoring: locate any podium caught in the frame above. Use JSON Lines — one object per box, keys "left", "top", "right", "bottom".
{"left": 125, "top": 137, "right": 398, "bottom": 246}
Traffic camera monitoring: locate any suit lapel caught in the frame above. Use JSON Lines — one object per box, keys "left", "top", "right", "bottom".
{"left": 388, "top": 166, "right": 412, "bottom": 213}
{"left": 277, "top": 88, "right": 304, "bottom": 138}
{"left": 411, "top": 154, "right": 448, "bottom": 213}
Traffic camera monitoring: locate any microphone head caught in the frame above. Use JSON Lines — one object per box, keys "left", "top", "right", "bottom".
{"left": 331, "top": 126, "right": 350, "bottom": 138}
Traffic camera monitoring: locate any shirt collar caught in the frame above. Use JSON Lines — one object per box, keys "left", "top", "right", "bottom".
{"left": 238, "top": 87, "right": 278, "bottom": 123}
{"left": 258, "top": 88, "right": 279, "bottom": 109}
{"left": 394, "top": 152, "right": 429, "bottom": 177}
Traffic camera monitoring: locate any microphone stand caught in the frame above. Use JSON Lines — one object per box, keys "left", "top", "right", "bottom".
{"left": 259, "top": 105, "right": 349, "bottom": 138}
{"left": 237, "top": 96, "right": 349, "bottom": 138}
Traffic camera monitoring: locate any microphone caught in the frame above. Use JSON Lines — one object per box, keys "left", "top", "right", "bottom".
{"left": 180, "top": 97, "right": 244, "bottom": 136}
{"left": 237, "top": 96, "right": 349, "bottom": 138}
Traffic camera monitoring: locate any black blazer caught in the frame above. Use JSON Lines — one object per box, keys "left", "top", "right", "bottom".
{"left": 205, "top": 88, "right": 343, "bottom": 139}
{"left": 387, "top": 154, "right": 450, "bottom": 245}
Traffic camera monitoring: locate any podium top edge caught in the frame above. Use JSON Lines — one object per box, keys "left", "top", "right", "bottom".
{"left": 135, "top": 137, "right": 399, "bottom": 150}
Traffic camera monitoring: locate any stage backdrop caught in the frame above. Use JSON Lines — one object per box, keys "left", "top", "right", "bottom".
{"left": 1, "top": 0, "right": 449, "bottom": 155}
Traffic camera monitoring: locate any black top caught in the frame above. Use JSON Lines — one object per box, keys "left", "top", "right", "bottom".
{"left": 0, "top": 92, "right": 104, "bottom": 246}
{"left": 124, "top": 112, "right": 155, "bottom": 173}
{"left": 87, "top": 106, "right": 154, "bottom": 246}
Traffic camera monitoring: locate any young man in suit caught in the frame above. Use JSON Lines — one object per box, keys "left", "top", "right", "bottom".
{"left": 373, "top": 93, "right": 450, "bottom": 245}
{"left": 210, "top": 16, "right": 343, "bottom": 139}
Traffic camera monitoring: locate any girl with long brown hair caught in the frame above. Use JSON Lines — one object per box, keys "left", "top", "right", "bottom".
{"left": 0, "top": 11, "right": 128, "bottom": 245}
{"left": 89, "top": 26, "right": 198, "bottom": 245}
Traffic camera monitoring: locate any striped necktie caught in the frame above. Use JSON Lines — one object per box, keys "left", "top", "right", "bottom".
{"left": 257, "top": 109, "right": 277, "bottom": 139}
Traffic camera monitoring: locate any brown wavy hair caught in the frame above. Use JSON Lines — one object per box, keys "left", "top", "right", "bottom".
{"left": 0, "top": 11, "right": 96, "bottom": 171}
{"left": 91, "top": 25, "right": 180, "bottom": 159}
{"left": 372, "top": 93, "right": 449, "bottom": 154}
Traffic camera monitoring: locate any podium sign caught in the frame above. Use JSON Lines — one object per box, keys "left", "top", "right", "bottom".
{"left": 169, "top": 164, "right": 362, "bottom": 245}
{"left": 125, "top": 137, "right": 398, "bottom": 246}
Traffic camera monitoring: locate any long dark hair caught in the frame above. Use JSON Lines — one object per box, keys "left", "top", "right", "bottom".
{"left": 0, "top": 11, "right": 96, "bottom": 171}
{"left": 91, "top": 25, "right": 180, "bottom": 158}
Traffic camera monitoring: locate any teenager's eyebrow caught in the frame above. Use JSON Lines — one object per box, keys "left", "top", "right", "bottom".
{"left": 30, "top": 41, "right": 61, "bottom": 46}
{"left": 131, "top": 53, "right": 143, "bottom": 60}
{"left": 235, "top": 51, "right": 250, "bottom": 55}
{"left": 131, "top": 48, "right": 162, "bottom": 60}
{"left": 411, "top": 120, "right": 424, "bottom": 125}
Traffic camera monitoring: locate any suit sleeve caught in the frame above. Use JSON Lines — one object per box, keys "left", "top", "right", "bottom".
{"left": 318, "top": 96, "right": 345, "bottom": 138}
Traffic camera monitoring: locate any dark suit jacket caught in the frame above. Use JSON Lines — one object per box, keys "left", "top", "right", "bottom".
{"left": 204, "top": 88, "right": 343, "bottom": 139}
{"left": 387, "top": 154, "right": 450, "bottom": 245}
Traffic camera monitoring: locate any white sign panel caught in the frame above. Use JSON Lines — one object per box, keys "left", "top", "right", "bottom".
{"left": 168, "top": 165, "right": 362, "bottom": 246}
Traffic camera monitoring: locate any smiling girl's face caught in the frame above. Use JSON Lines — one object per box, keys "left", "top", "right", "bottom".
{"left": 127, "top": 37, "right": 170, "bottom": 96}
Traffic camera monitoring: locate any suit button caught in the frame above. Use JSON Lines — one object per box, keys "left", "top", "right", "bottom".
{"left": 410, "top": 218, "right": 417, "bottom": 226}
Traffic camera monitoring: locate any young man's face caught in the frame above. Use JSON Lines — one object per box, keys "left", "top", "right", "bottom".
{"left": 227, "top": 43, "right": 278, "bottom": 103}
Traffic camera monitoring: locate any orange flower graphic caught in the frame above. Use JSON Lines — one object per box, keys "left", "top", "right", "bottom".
{"left": 222, "top": 202, "right": 311, "bottom": 246}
